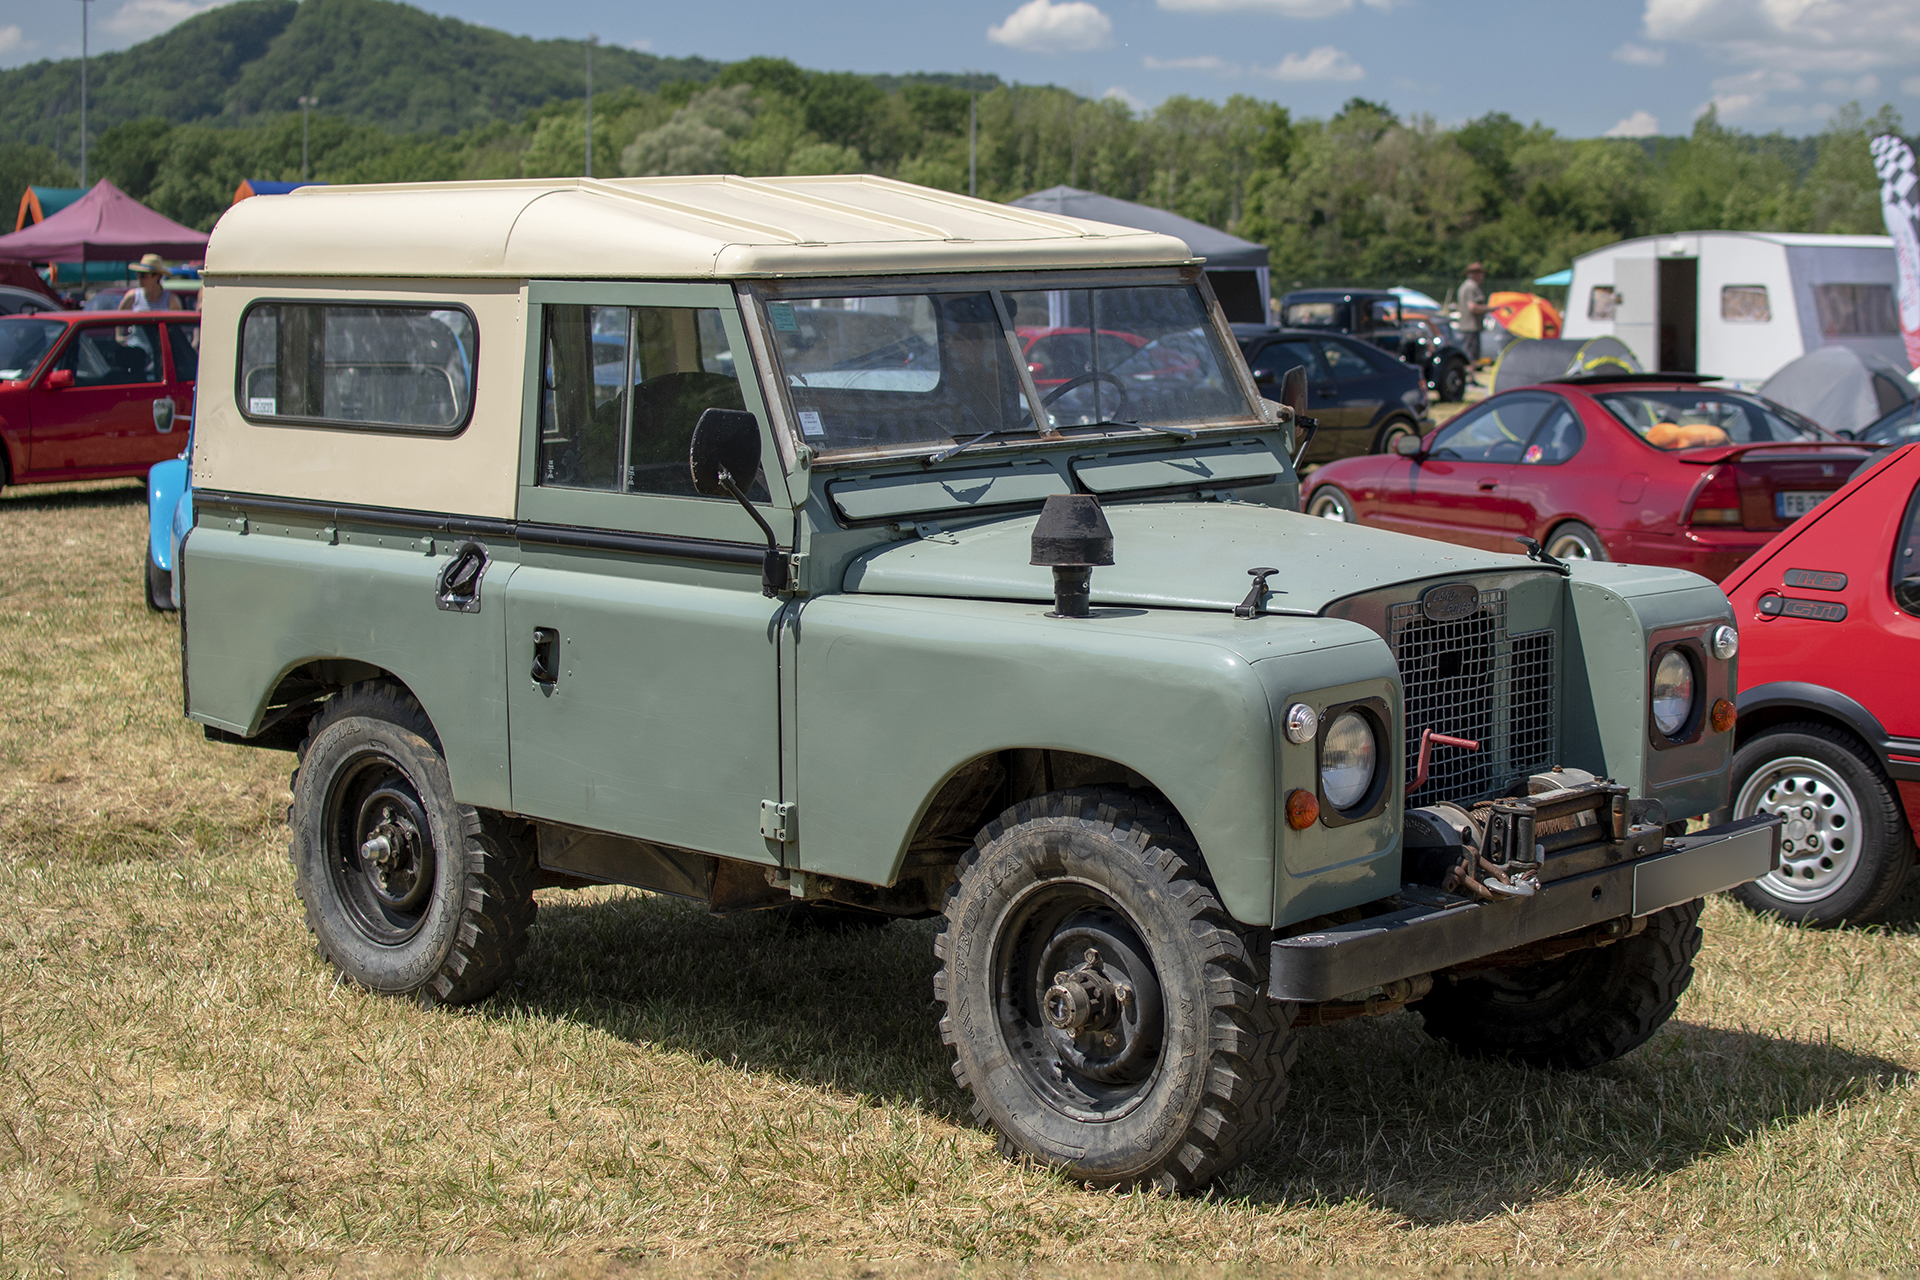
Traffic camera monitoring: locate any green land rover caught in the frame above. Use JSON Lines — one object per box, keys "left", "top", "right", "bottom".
{"left": 181, "top": 175, "right": 1780, "bottom": 1191}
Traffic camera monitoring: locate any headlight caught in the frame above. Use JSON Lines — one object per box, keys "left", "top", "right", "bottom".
{"left": 1651, "top": 650, "right": 1696, "bottom": 737}
{"left": 1711, "top": 624, "right": 1738, "bottom": 660}
{"left": 1321, "top": 711, "right": 1378, "bottom": 809}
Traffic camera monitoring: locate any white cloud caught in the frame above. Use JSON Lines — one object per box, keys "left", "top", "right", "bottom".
{"left": 1158, "top": 0, "right": 1352, "bottom": 14}
{"left": 0, "top": 25, "right": 23, "bottom": 55}
{"left": 1612, "top": 42, "right": 1666, "bottom": 66}
{"left": 622, "top": 38, "right": 653, "bottom": 52}
{"left": 1694, "top": 65, "right": 1814, "bottom": 121}
{"left": 1604, "top": 109, "right": 1661, "bottom": 136}
{"left": 1103, "top": 85, "right": 1147, "bottom": 111}
{"left": 1821, "top": 72, "right": 1880, "bottom": 95}
{"left": 102, "top": 0, "right": 233, "bottom": 40}
{"left": 1143, "top": 54, "right": 1240, "bottom": 75}
{"left": 1643, "top": 0, "right": 1920, "bottom": 73}
{"left": 988, "top": 0, "right": 1114, "bottom": 52}
{"left": 1260, "top": 45, "right": 1364, "bottom": 81}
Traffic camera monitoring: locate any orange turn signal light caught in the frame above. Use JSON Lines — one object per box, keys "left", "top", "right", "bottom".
{"left": 1710, "top": 698, "right": 1736, "bottom": 734}
{"left": 1285, "top": 788, "right": 1320, "bottom": 830}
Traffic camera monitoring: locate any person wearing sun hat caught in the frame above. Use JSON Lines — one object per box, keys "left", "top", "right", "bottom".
{"left": 118, "top": 253, "right": 173, "bottom": 312}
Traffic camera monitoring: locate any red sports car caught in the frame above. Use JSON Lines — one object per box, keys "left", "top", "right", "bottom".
{"left": 1720, "top": 442, "right": 1920, "bottom": 925}
{"left": 1301, "top": 373, "right": 1876, "bottom": 581}
{"left": 0, "top": 310, "right": 199, "bottom": 488}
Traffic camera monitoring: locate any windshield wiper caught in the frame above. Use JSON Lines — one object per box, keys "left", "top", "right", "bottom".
{"left": 925, "top": 429, "right": 1002, "bottom": 466}
{"left": 1077, "top": 418, "right": 1196, "bottom": 440}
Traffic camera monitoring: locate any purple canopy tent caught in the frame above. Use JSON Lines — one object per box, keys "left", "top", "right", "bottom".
{"left": 0, "top": 181, "right": 208, "bottom": 286}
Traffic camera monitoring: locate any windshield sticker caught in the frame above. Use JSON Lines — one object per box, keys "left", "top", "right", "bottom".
{"left": 798, "top": 409, "right": 825, "bottom": 437}
{"left": 768, "top": 303, "right": 798, "bottom": 333}
{"left": 249, "top": 397, "right": 276, "bottom": 415}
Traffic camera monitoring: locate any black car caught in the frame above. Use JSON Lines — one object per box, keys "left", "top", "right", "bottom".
{"left": 1278, "top": 288, "right": 1472, "bottom": 404}
{"left": 1232, "top": 323, "right": 1430, "bottom": 465}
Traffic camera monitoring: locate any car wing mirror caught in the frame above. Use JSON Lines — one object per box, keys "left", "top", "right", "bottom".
{"left": 45, "top": 368, "right": 73, "bottom": 391}
{"left": 1279, "top": 365, "right": 1318, "bottom": 470}
{"left": 1394, "top": 434, "right": 1427, "bottom": 459}
{"left": 1896, "top": 574, "right": 1920, "bottom": 616}
{"left": 688, "top": 407, "right": 789, "bottom": 597}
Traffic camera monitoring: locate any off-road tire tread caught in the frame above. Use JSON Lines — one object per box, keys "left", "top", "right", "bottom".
{"left": 1729, "top": 721, "right": 1913, "bottom": 926}
{"left": 1417, "top": 898, "right": 1702, "bottom": 1070}
{"left": 933, "top": 786, "right": 1295, "bottom": 1192}
{"left": 288, "top": 680, "right": 537, "bottom": 1006}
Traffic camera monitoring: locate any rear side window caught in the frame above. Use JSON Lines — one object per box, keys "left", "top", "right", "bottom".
{"left": 238, "top": 303, "right": 476, "bottom": 433}
{"left": 1317, "top": 339, "right": 1378, "bottom": 381}
{"left": 167, "top": 323, "right": 198, "bottom": 381}
{"left": 59, "top": 324, "right": 163, "bottom": 386}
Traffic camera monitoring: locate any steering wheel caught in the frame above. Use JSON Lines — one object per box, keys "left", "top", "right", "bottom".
{"left": 1041, "top": 370, "right": 1129, "bottom": 412}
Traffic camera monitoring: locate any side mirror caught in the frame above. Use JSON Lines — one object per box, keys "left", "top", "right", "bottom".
{"left": 1280, "top": 365, "right": 1319, "bottom": 471}
{"left": 1395, "top": 434, "right": 1426, "bottom": 459}
{"left": 44, "top": 368, "right": 73, "bottom": 391}
{"left": 1896, "top": 574, "right": 1920, "bottom": 616}
{"left": 687, "top": 407, "right": 789, "bottom": 597}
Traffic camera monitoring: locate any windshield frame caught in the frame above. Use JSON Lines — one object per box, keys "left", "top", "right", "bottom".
{"left": 740, "top": 266, "right": 1265, "bottom": 467}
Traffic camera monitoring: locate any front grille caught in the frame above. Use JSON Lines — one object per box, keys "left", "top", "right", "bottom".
{"left": 1388, "top": 589, "right": 1556, "bottom": 805}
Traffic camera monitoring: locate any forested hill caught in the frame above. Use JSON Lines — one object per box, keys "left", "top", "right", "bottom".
{"left": 0, "top": 0, "right": 728, "bottom": 144}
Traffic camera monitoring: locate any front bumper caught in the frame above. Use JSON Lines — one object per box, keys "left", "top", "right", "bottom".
{"left": 1270, "top": 815, "right": 1781, "bottom": 1003}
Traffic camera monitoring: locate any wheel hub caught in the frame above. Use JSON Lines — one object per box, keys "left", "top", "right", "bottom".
{"left": 355, "top": 785, "right": 432, "bottom": 911}
{"left": 1044, "top": 948, "right": 1128, "bottom": 1037}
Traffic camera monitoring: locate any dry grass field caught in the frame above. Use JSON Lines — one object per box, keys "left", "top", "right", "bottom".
{"left": 7, "top": 481, "right": 1920, "bottom": 1278}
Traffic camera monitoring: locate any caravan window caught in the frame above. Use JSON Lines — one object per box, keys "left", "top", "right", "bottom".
{"left": 1588, "top": 287, "right": 1617, "bottom": 321}
{"left": 1721, "top": 286, "right": 1771, "bottom": 323}
{"left": 239, "top": 303, "right": 477, "bottom": 433}
{"left": 1814, "top": 285, "right": 1899, "bottom": 336}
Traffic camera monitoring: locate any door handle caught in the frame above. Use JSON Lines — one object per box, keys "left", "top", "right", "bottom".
{"left": 531, "top": 627, "right": 559, "bottom": 685}
{"left": 1477, "top": 478, "right": 1499, "bottom": 491}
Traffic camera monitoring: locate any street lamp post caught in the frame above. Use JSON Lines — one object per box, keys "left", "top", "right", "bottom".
{"left": 298, "top": 96, "right": 317, "bottom": 182}
{"left": 585, "top": 34, "right": 597, "bottom": 178}
{"left": 77, "top": 0, "right": 92, "bottom": 185}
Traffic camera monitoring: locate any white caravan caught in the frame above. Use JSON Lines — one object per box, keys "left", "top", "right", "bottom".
{"left": 1561, "top": 231, "right": 1904, "bottom": 385}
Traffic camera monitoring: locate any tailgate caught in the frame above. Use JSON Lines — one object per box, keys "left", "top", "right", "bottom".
{"left": 1729, "top": 450, "right": 1873, "bottom": 530}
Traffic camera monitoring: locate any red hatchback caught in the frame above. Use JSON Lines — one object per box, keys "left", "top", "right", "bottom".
{"left": 1302, "top": 373, "right": 1875, "bottom": 581}
{"left": 1719, "top": 443, "right": 1920, "bottom": 925}
{"left": 0, "top": 311, "right": 198, "bottom": 487}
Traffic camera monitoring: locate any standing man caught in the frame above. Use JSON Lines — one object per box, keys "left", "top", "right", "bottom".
{"left": 118, "top": 254, "right": 172, "bottom": 311}
{"left": 1457, "top": 261, "right": 1489, "bottom": 365}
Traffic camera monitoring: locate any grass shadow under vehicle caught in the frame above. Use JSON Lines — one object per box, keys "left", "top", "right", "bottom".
{"left": 501, "top": 889, "right": 1910, "bottom": 1216}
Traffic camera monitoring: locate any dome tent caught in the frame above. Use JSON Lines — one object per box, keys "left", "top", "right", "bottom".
{"left": 1489, "top": 336, "right": 1640, "bottom": 395}
{"left": 1758, "top": 345, "right": 1917, "bottom": 435}
{"left": 1007, "top": 186, "right": 1270, "bottom": 323}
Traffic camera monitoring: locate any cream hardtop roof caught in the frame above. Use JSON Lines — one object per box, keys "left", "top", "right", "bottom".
{"left": 205, "top": 174, "right": 1201, "bottom": 280}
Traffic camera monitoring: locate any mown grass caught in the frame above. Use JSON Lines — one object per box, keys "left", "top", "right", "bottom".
{"left": 5, "top": 480, "right": 1920, "bottom": 1277}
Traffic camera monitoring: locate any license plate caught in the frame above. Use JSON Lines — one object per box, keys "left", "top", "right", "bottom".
{"left": 1775, "top": 490, "right": 1828, "bottom": 519}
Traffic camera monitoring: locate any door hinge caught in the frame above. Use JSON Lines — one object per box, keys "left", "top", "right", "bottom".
{"left": 785, "top": 551, "right": 809, "bottom": 595}
{"left": 760, "top": 800, "right": 797, "bottom": 843}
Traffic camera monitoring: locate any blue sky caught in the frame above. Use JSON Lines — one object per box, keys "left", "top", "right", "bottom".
{"left": 5, "top": 0, "right": 1919, "bottom": 138}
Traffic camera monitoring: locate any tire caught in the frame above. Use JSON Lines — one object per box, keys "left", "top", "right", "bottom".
{"left": 934, "top": 787, "right": 1293, "bottom": 1191}
{"left": 1373, "top": 417, "right": 1421, "bottom": 454}
{"left": 289, "top": 681, "right": 537, "bottom": 1005}
{"left": 1417, "top": 898, "right": 1702, "bottom": 1069}
{"left": 143, "top": 543, "right": 173, "bottom": 612}
{"left": 1306, "top": 484, "right": 1356, "bottom": 522}
{"left": 1544, "top": 520, "right": 1608, "bottom": 563}
{"left": 1435, "top": 359, "right": 1468, "bottom": 404}
{"left": 1727, "top": 723, "right": 1913, "bottom": 926}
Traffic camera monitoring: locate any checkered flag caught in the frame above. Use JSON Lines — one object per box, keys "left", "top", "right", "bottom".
{"left": 1872, "top": 134, "right": 1920, "bottom": 370}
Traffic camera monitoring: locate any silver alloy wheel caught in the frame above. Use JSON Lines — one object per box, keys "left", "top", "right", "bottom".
{"left": 1546, "top": 530, "right": 1599, "bottom": 560}
{"left": 1308, "top": 490, "right": 1353, "bottom": 522}
{"left": 1735, "top": 754, "right": 1861, "bottom": 903}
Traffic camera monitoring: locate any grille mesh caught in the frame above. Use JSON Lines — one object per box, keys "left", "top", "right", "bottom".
{"left": 1389, "top": 590, "right": 1556, "bottom": 804}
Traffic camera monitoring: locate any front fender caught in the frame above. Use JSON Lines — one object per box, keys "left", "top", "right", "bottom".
{"left": 147, "top": 458, "right": 189, "bottom": 570}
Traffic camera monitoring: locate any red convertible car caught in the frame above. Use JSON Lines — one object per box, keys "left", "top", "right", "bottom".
{"left": 1720, "top": 442, "right": 1920, "bottom": 925}
{"left": 1302, "top": 373, "right": 1875, "bottom": 581}
{"left": 0, "top": 310, "right": 199, "bottom": 487}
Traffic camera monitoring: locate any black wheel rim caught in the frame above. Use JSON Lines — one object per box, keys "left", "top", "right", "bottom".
{"left": 323, "top": 749, "right": 438, "bottom": 945}
{"left": 994, "top": 879, "right": 1166, "bottom": 1122}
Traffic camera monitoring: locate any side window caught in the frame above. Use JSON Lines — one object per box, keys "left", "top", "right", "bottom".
{"left": 58, "top": 325, "right": 162, "bottom": 386}
{"left": 1588, "top": 286, "right": 1617, "bottom": 321}
{"left": 166, "top": 323, "right": 199, "bottom": 382}
{"left": 239, "top": 303, "right": 475, "bottom": 432}
{"left": 1721, "top": 285, "right": 1770, "bottom": 323}
{"left": 538, "top": 303, "right": 761, "bottom": 501}
{"left": 1896, "top": 480, "right": 1920, "bottom": 618}
{"left": 1431, "top": 394, "right": 1555, "bottom": 463}
{"left": 1249, "top": 339, "right": 1323, "bottom": 383}
{"left": 1520, "top": 403, "right": 1585, "bottom": 465}
{"left": 1317, "top": 339, "right": 1377, "bottom": 381}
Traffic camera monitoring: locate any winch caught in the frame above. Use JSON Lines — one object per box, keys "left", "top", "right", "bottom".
{"left": 1403, "top": 766, "right": 1666, "bottom": 901}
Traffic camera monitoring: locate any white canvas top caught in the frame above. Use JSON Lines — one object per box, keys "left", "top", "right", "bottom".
{"left": 203, "top": 174, "right": 1201, "bottom": 279}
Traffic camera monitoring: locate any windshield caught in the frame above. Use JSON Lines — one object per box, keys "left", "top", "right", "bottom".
{"left": 763, "top": 280, "right": 1256, "bottom": 457}
{"left": 1597, "top": 390, "right": 1832, "bottom": 451}
{"left": 0, "top": 318, "right": 65, "bottom": 380}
